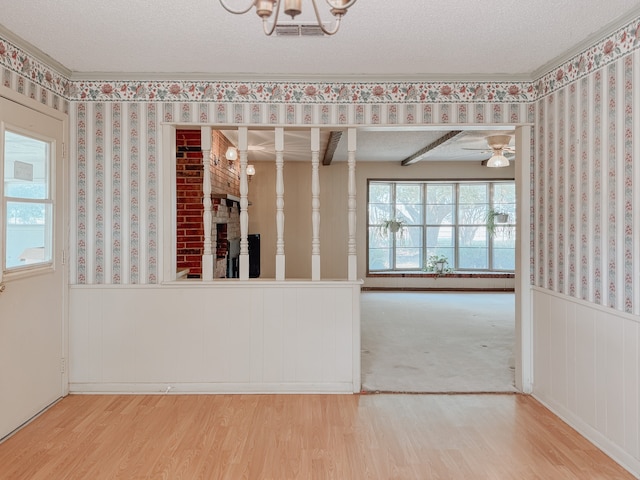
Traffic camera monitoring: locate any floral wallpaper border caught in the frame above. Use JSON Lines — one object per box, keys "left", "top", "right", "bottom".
{"left": 1, "top": 14, "right": 639, "bottom": 105}
{"left": 69, "top": 80, "right": 536, "bottom": 104}
{"left": 535, "top": 15, "right": 640, "bottom": 99}
{"left": 0, "top": 37, "right": 68, "bottom": 98}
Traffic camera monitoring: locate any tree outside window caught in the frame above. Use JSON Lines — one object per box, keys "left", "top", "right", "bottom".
{"left": 368, "top": 180, "right": 515, "bottom": 273}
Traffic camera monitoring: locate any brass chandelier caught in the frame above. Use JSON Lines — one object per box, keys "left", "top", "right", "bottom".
{"left": 218, "top": 0, "right": 358, "bottom": 36}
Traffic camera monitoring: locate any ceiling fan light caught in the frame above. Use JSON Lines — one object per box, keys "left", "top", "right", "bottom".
{"left": 486, "top": 153, "right": 510, "bottom": 168}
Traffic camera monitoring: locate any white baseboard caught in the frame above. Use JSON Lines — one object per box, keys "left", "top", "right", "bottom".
{"left": 534, "top": 394, "right": 640, "bottom": 478}
{"left": 69, "top": 382, "right": 356, "bottom": 395}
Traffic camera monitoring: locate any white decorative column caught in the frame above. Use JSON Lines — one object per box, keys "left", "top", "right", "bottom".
{"left": 201, "top": 126, "right": 214, "bottom": 281}
{"left": 238, "top": 127, "right": 250, "bottom": 280}
{"left": 275, "top": 128, "right": 286, "bottom": 281}
{"left": 347, "top": 128, "right": 357, "bottom": 281}
{"left": 311, "top": 128, "right": 321, "bottom": 281}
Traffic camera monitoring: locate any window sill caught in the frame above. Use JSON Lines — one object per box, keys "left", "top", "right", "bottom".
{"left": 367, "top": 271, "right": 514, "bottom": 279}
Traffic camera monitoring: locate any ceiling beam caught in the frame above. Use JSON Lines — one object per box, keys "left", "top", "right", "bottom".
{"left": 322, "top": 131, "right": 343, "bottom": 165}
{"left": 401, "top": 130, "right": 463, "bottom": 166}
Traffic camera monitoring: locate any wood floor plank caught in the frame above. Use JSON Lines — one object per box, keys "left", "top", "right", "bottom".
{"left": 0, "top": 393, "right": 634, "bottom": 479}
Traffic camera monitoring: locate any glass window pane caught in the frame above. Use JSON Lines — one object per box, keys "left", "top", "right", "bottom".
{"left": 369, "top": 248, "right": 391, "bottom": 270}
{"left": 396, "top": 204, "right": 422, "bottom": 225}
{"left": 493, "top": 248, "right": 515, "bottom": 270}
{"left": 5, "top": 201, "right": 52, "bottom": 269}
{"left": 459, "top": 226, "right": 487, "bottom": 247}
{"left": 369, "top": 203, "right": 392, "bottom": 225}
{"left": 494, "top": 183, "right": 515, "bottom": 203}
{"left": 398, "top": 226, "right": 422, "bottom": 247}
{"left": 426, "top": 226, "right": 454, "bottom": 248}
{"left": 426, "top": 184, "right": 454, "bottom": 226}
{"left": 426, "top": 204, "right": 454, "bottom": 225}
{"left": 492, "top": 227, "right": 515, "bottom": 248}
{"left": 396, "top": 248, "right": 421, "bottom": 269}
{"left": 493, "top": 183, "right": 516, "bottom": 223}
{"left": 459, "top": 247, "right": 488, "bottom": 269}
{"left": 459, "top": 184, "right": 488, "bottom": 225}
{"left": 369, "top": 182, "right": 391, "bottom": 203}
{"left": 458, "top": 226, "right": 487, "bottom": 269}
{"left": 459, "top": 204, "right": 488, "bottom": 225}
{"left": 459, "top": 184, "right": 487, "bottom": 204}
{"left": 4, "top": 131, "right": 49, "bottom": 199}
{"left": 396, "top": 184, "right": 421, "bottom": 203}
{"left": 426, "top": 184, "right": 453, "bottom": 204}
{"left": 4, "top": 130, "right": 52, "bottom": 271}
{"left": 396, "top": 184, "right": 422, "bottom": 225}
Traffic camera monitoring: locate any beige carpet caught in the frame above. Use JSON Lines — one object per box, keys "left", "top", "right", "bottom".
{"left": 361, "top": 291, "right": 516, "bottom": 393}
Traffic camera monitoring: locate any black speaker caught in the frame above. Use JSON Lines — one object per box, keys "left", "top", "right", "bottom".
{"left": 248, "top": 234, "right": 260, "bottom": 278}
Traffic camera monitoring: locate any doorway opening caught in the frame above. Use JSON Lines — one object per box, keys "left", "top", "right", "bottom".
{"left": 360, "top": 291, "right": 516, "bottom": 393}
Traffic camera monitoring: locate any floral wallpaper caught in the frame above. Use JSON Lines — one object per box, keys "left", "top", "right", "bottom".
{"left": 534, "top": 47, "right": 639, "bottom": 315}
{"left": 0, "top": 14, "right": 639, "bottom": 316}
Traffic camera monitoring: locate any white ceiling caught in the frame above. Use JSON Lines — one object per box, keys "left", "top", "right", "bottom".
{"left": 1, "top": 0, "right": 639, "bottom": 80}
{"left": 1, "top": 0, "right": 638, "bottom": 164}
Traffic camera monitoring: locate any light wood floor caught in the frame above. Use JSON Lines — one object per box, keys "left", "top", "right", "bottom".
{"left": 0, "top": 394, "right": 633, "bottom": 479}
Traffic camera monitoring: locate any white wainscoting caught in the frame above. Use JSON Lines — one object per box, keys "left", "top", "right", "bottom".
{"left": 69, "top": 281, "right": 361, "bottom": 394}
{"left": 532, "top": 287, "right": 640, "bottom": 477}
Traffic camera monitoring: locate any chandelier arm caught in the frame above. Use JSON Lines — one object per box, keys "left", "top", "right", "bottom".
{"left": 310, "top": 0, "right": 341, "bottom": 35}
{"left": 325, "top": 0, "right": 358, "bottom": 10}
{"left": 262, "top": 0, "right": 281, "bottom": 35}
{"left": 218, "top": 0, "right": 256, "bottom": 15}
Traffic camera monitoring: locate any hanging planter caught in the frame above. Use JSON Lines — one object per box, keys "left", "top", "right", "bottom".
{"left": 378, "top": 219, "right": 405, "bottom": 237}
{"left": 487, "top": 209, "right": 509, "bottom": 237}
{"left": 495, "top": 213, "right": 509, "bottom": 223}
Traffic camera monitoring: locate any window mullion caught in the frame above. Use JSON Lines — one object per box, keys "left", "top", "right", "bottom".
{"left": 421, "top": 182, "right": 426, "bottom": 270}
{"left": 489, "top": 182, "right": 494, "bottom": 270}
{"left": 454, "top": 183, "right": 459, "bottom": 270}
{"left": 391, "top": 182, "right": 396, "bottom": 270}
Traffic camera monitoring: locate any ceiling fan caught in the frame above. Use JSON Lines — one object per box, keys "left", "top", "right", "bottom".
{"left": 463, "top": 134, "right": 515, "bottom": 167}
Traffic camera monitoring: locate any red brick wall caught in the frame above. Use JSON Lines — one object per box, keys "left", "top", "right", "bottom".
{"left": 211, "top": 130, "right": 240, "bottom": 197}
{"left": 176, "top": 129, "right": 204, "bottom": 278}
{"left": 176, "top": 129, "right": 241, "bottom": 278}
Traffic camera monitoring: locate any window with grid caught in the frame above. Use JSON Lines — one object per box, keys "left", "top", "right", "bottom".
{"left": 367, "top": 180, "right": 515, "bottom": 273}
{"left": 3, "top": 130, "right": 53, "bottom": 271}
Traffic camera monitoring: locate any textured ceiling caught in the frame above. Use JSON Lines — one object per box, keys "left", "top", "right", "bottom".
{"left": 1, "top": 0, "right": 639, "bottom": 80}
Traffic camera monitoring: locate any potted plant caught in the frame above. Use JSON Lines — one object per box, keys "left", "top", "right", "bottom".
{"left": 378, "top": 218, "right": 405, "bottom": 237}
{"left": 487, "top": 209, "right": 509, "bottom": 236}
{"left": 424, "top": 254, "right": 452, "bottom": 275}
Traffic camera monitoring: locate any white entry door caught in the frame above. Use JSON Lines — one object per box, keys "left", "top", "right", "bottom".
{"left": 0, "top": 95, "right": 66, "bottom": 440}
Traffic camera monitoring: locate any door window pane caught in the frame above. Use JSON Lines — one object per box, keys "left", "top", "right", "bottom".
{"left": 3, "top": 131, "right": 52, "bottom": 271}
